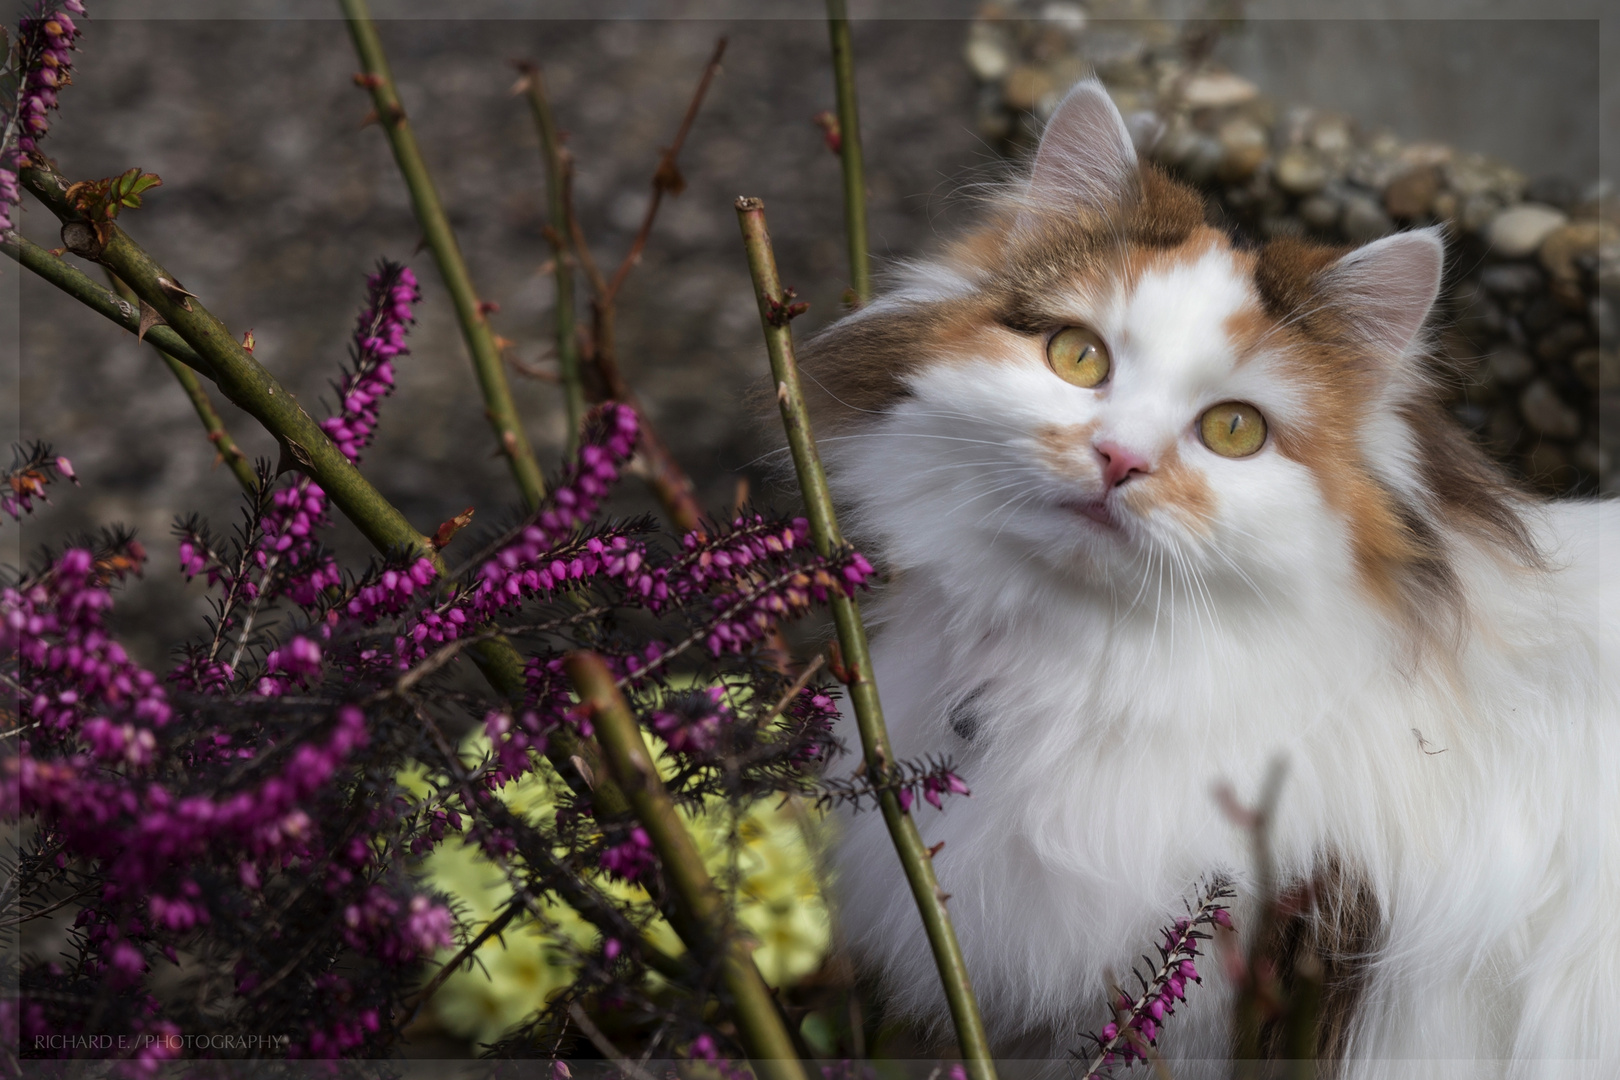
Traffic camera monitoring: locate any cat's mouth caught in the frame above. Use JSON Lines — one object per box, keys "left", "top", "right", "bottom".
{"left": 1061, "top": 496, "right": 1123, "bottom": 531}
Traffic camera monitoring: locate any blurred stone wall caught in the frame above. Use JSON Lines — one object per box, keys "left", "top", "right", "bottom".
{"left": 7, "top": 7, "right": 1608, "bottom": 666}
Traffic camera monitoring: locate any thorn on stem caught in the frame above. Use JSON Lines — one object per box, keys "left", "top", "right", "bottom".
{"left": 155, "top": 276, "right": 197, "bottom": 311}
{"left": 136, "top": 300, "right": 165, "bottom": 342}
{"left": 927, "top": 841, "right": 946, "bottom": 858}
{"left": 352, "top": 72, "right": 383, "bottom": 89}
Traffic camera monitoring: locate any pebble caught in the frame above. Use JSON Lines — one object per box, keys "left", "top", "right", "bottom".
{"left": 1341, "top": 194, "right": 1393, "bottom": 243}
{"left": 1430, "top": 191, "right": 1459, "bottom": 224}
{"left": 1535, "top": 320, "right": 1590, "bottom": 364}
{"left": 1216, "top": 117, "right": 1268, "bottom": 181}
{"left": 1383, "top": 165, "right": 1440, "bottom": 219}
{"left": 1445, "top": 155, "right": 1497, "bottom": 199}
{"left": 1299, "top": 194, "right": 1341, "bottom": 232}
{"left": 1592, "top": 296, "right": 1616, "bottom": 343}
{"left": 966, "top": 23, "right": 1014, "bottom": 82}
{"left": 1486, "top": 204, "right": 1568, "bottom": 259}
{"left": 1180, "top": 71, "right": 1259, "bottom": 109}
{"left": 1274, "top": 147, "right": 1329, "bottom": 196}
{"left": 1308, "top": 115, "right": 1354, "bottom": 156}
{"left": 1539, "top": 220, "right": 1610, "bottom": 279}
{"left": 1518, "top": 379, "right": 1582, "bottom": 439}
{"left": 1460, "top": 194, "right": 1504, "bottom": 234}
{"left": 1479, "top": 263, "right": 1544, "bottom": 297}
{"left": 1488, "top": 346, "right": 1537, "bottom": 387}
{"left": 1571, "top": 348, "right": 1600, "bottom": 391}
{"left": 1039, "top": 2, "right": 1088, "bottom": 33}
{"left": 1398, "top": 142, "right": 1452, "bottom": 168}
{"left": 1178, "top": 135, "right": 1225, "bottom": 185}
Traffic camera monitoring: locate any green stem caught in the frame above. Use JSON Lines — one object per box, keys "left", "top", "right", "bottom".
{"left": 825, "top": 0, "right": 871, "bottom": 306}
{"left": 1, "top": 234, "right": 211, "bottom": 376}
{"left": 566, "top": 651, "right": 806, "bottom": 1080}
{"left": 734, "top": 198, "right": 995, "bottom": 1078}
{"left": 341, "top": 0, "right": 546, "bottom": 509}
{"left": 516, "top": 62, "right": 585, "bottom": 455}
{"left": 106, "top": 273, "right": 257, "bottom": 494}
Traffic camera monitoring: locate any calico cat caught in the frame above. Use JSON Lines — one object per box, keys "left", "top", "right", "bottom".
{"left": 810, "top": 80, "right": 1617, "bottom": 1077}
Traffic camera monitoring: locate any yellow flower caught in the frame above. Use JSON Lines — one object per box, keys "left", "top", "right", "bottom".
{"left": 404, "top": 732, "right": 830, "bottom": 1046}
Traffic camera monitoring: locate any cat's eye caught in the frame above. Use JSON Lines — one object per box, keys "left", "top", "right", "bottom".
{"left": 1199, "top": 401, "right": 1267, "bottom": 458}
{"left": 1046, "top": 327, "right": 1110, "bottom": 388}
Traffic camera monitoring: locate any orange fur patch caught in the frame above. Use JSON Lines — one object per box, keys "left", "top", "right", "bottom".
{"left": 1123, "top": 444, "right": 1217, "bottom": 534}
{"left": 1035, "top": 421, "right": 1100, "bottom": 476}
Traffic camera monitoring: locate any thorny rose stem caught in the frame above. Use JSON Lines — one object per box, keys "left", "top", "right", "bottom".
{"left": 735, "top": 197, "right": 998, "bottom": 1080}
{"left": 108, "top": 272, "right": 257, "bottom": 494}
{"left": 825, "top": 0, "right": 871, "bottom": 305}
{"left": 341, "top": 0, "right": 548, "bottom": 510}
{"left": 567, "top": 651, "right": 808, "bottom": 1080}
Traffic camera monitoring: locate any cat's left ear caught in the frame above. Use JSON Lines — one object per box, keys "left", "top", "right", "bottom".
{"left": 1025, "top": 79, "right": 1139, "bottom": 215}
{"left": 1320, "top": 227, "right": 1445, "bottom": 360}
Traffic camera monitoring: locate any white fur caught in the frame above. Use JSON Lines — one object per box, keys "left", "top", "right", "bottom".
{"left": 822, "top": 87, "right": 1618, "bottom": 1076}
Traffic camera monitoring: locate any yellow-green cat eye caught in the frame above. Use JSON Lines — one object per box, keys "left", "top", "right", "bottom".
{"left": 1199, "top": 401, "right": 1267, "bottom": 458}
{"left": 1047, "top": 327, "right": 1110, "bottom": 388}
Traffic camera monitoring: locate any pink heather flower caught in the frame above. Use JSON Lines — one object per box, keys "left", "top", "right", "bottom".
{"left": 3, "top": 442, "right": 76, "bottom": 522}
{"left": 403, "top": 894, "right": 454, "bottom": 955}
{"left": 649, "top": 685, "right": 729, "bottom": 755}
{"left": 13, "top": 2, "right": 86, "bottom": 167}
{"left": 599, "top": 826, "right": 657, "bottom": 882}
{"left": 1080, "top": 882, "right": 1231, "bottom": 1074}
{"left": 266, "top": 635, "right": 322, "bottom": 678}
{"left": 319, "top": 262, "right": 419, "bottom": 463}
{"left": 108, "top": 940, "right": 146, "bottom": 982}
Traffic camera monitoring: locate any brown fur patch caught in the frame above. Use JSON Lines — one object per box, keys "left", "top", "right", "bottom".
{"left": 1250, "top": 859, "right": 1385, "bottom": 1069}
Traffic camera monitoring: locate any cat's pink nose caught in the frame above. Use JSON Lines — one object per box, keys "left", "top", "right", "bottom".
{"left": 1095, "top": 441, "right": 1153, "bottom": 488}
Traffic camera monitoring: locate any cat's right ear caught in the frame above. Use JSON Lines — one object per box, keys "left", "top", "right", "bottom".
{"left": 1024, "top": 79, "right": 1139, "bottom": 218}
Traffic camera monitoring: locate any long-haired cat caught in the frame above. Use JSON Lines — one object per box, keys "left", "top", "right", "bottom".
{"left": 810, "top": 80, "right": 1617, "bottom": 1078}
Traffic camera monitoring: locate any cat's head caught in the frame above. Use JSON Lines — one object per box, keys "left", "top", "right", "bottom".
{"left": 801, "top": 80, "right": 1533, "bottom": 625}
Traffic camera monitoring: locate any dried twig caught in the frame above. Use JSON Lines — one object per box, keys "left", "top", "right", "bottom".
{"left": 603, "top": 36, "right": 727, "bottom": 304}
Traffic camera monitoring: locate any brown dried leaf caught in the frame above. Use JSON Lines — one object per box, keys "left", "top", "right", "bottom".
{"left": 430, "top": 506, "right": 476, "bottom": 550}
